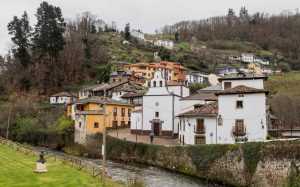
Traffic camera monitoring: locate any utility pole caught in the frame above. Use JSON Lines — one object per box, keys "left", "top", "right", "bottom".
{"left": 6, "top": 102, "right": 13, "bottom": 139}
{"left": 101, "top": 90, "right": 107, "bottom": 185}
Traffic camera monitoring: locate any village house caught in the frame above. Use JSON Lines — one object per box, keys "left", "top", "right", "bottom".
{"left": 68, "top": 96, "right": 134, "bottom": 145}
{"left": 121, "top": 92, "right": 144, "bottom": 110}
{"left": 178, "top": 74, "right": 268, "bottom": 145}
{"left": 254, "top": 57, "right": 270, "bottom": 65}
{"left": 247, "top": 63, "right": 262, "bottom": 75}
{"left": 50, "top": 92, "right": 78, "bottom": 104}
{"left": 241, "top": 53, "right": 254, "bottom": 63}
{"left": 79, "top": 81, "right": 144, "bottom": 101}
{"left": 109, "top": 70, "right": 145, "bottom": 84}
{"left": 124, "top": 61, "right": 187, "bottom": 83}
{"left": 153, "top": 39, "right": 174, "bottom": 50}
{"left": 186, "top": 71, "right": 209, "bottom": 85}
{"left": 219, "top": 67, "right": 238, "bottom": 76}
{"left": 130, "top": 71, "right": 189, "bottom": 136}
{"left": 131, "top": 29, "right": 145, "bottom": 40}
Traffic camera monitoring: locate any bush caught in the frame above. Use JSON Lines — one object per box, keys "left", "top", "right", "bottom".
{"left": 242, "top": 142, "right": 262, "bottom": 183}
{"left": 187, "top": 144, "right": 229, "bottom": 171}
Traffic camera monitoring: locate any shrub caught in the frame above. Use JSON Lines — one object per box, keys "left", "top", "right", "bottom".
{"left": 187, "top": 144, "right": 229, "bottom": 171}
{"left": 242, "top": 142, "right": 262, "bottom": 183}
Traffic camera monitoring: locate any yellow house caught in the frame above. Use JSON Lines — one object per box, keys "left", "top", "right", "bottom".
{"left": 68, "top": 97, "right": 134, "bottom": 144}
{"left": 124, "top": 62, "right": 156, "bottom": 79}
{"left": 247, "top": 63, "right": 262, "bottom": 75}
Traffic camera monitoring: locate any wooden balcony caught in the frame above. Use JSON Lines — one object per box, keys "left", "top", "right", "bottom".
{"left": 75, "top": 110, "right": 104, "bottom": 115}
{"left": 194, "top": 126, "right": 206, "bottom": 134}
{"left": 232, "top": 126, "right": 246, "bottom": 136}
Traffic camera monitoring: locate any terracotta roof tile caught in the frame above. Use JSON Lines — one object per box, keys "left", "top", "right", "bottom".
{"left": 182, "top": 93, "right": 217, "bottom": 100}
{"left": 179, "top": 102, "right": 218, "bottom": 117}
{"left": 216, "top": 85, "right": 268, "bottom": 95}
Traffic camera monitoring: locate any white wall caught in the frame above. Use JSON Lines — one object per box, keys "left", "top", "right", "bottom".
{"left": 179, "top": 117, "right": 217, "bottom": 145}
{"left": 131, "top": 112, "right": 142, "bottom": 130}
{"left": 50, "top": 96, "right": 73, "bottom": 104}
{"left": 221, "top": 79, "right": 264, "bottom": 90}
{"left": 112, "top": 91, "right": 127, "bottom": 101}
{"left": 74, "top": 115, "right": 87, "bottom": 145}
{"left": 167, "top": 86, "right": 190, "bottom": 97}
{"left": 218, "top": 93, "right": 267, "bottom": 144}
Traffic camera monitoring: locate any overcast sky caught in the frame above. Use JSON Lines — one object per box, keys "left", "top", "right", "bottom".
{"left": 0, "top": 0, "right": 299, "bottom": 55}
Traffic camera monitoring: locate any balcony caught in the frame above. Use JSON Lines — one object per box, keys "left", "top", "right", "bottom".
{"left": 75, "top": 110, "right": 104, "bottom": 115}
{"left": 194, "top": 126, "right": 206, "bottom": 134}
{"left": 232, "top": 126, "right": 246, "bottom": 136}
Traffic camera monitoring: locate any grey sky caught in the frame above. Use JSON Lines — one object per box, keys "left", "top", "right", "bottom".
{"left": 0, "top": 0, "right": 299, "bottom": 55}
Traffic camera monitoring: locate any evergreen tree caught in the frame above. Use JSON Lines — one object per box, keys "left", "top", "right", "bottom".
{"left": 124, "top": 23, "right": 131, "bottom": 40}
{"left": 227, "top": 8, "right": 235, "bottom": 16}
{"left": 158, "top": 47, "right": 171, "bottom": 61}
{"left": 7, "top": 11, "right": 32, "bottom": 67}
{"left": 33, "top": 1, "right": 66, "bottom": 60}
{"left": 175, "top": 32, "right": 179, "bottom": 43}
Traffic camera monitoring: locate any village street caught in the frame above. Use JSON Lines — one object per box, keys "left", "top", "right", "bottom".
{"left": 107, "top": 129, "right": 180, "bottom": 146}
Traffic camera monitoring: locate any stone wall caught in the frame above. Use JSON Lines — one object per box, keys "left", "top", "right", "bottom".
{"left": 99, "top": 135, "right": 300, "bottom": 186}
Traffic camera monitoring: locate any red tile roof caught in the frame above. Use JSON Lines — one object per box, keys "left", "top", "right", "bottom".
{"left": 178, "top": 102, "right": 218, "bottom": 117}
{"left": 182, "top": 93, "right": 217, "bottom": 101}
{"left": 216, "top": 85, "right": 268, "bottom": 95}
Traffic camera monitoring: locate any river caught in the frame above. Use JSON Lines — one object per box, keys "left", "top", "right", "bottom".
{"left": 38, "top": 147, "right": 218, "bottom": 187}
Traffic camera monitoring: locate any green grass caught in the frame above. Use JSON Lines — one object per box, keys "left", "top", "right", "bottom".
{"left": 0, "top": 144, "right": 123, "bottom": 187}
{"left": 265, "top": 72, "right": 300, "bottom": 96}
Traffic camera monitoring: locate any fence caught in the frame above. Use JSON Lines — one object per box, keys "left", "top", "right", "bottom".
{"left": 0, "top": 136, "right": 102, "bottom": 178}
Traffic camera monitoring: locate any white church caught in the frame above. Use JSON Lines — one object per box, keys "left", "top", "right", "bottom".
{"left": 131, "top": 71, "right": 269, "bottom": 144}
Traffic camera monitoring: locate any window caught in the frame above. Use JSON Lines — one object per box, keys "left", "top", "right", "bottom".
{"left": 224, "top": 82, "right": 232, "bottom": 89}
{"left": 121, "top": 108, "right": 125, "bottom": 117}
{"left": 235, "top": 120, "right": 244, "bottom": 132}
{"left": 160, "top": 81, "right": 163, "bottom": 87}
{"left": 195, "top": 119, "right": 205, "bottom": 134}
{"left": 79, "top": 122, "right": 82, "bottom": 128}
{"left": 236, "top": 100, "right": 243, "bottom": 109}
{"left": 153, "top": 81, "right": 156, "bottom": 87}
{"left": 112, "top": 79, "right": 115, "bottom": 83}
{"left": 121, "top": 121, "right": 125, "bottom": 128}
{"left": 155, "top": 112, "right": 159, "bottom": 117}
{"left": 183, "top": 120, "right": 185, "bottom": 131}
{"left": 128, "top": 109, "right": 131, "bottom": 117}
{"left": 113, "top": 107, "right": 117, "bottom": 117}
{"left": 94, "top": 122, "right": 99, "bottom": 128}
{"left": 119, "top": 92, "right": 122, "bottom": 95}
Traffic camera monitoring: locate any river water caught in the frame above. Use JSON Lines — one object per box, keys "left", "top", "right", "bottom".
{"left": 86, "top": 158, "right": 217, "bottom": 187}
{"left": 38, "top": 147, "right": 218, "bottom": 187}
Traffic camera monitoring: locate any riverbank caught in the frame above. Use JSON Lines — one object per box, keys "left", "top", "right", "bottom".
{"left": 0, "top": 144, "right": 124, "bottom": 187}
{"left": 83, "top": 135, "right": 300, "bottom": 187}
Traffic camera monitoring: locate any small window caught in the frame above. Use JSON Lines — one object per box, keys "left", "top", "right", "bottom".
{"left": 94, "top": 122, "right": 99, "bottom": 128}
{"left": 112, "top": 79, "right": 115, "bottom": 83}
{"left": 160, "top": 81, "right": 163, "bottom": 87}
{"left": 79, "top": 122, "right": 82, "bottom": 128}
{"left": 113, "top": 107, "right": 117, "bottom": 117}
{"left": 153, "top": 81, "right": 156, "bottom": 87}
{"left": 128, "top": 109, "right": 131, "bottom": 117}
{"left": 236, "top": 100, "right": 243, "bottom": 109}
{"left": 155, "top": 112, "right": 159, "bottom": 117}
{"left": 224, "top": 82, "right": 232, "bottom": 89}
{"left": 121, "top": 108, "right": 126, "bottom": 117}
{"left": 119, "top": 92, "right": 122, "bottom": 95}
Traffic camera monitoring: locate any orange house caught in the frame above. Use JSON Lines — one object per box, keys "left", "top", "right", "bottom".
{"left": 123, "top": 61, "right": 187, "bottom": 83}
{"left": 68, "top": 97, "right": 134, "bottom": 144}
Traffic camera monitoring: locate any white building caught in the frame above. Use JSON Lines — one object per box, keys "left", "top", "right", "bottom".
{"left": 218, "top": 74, "right": 267, "bottom": 90}
{"left": 131, "top": 30, "right": 145, "bottom": 40}
{"left": 186, "top": 71, "right": 208, "bottom": 85}
{"left": 254, "top": 58, "right": 270, "bottom": 65}
{"left": 154, "top": 39, "right": 174, "bottom": 50}
{"left": 131, "top": 71, "right": 189, "bottom": 137}
{"left": 50, "top": 92, "right": 78, "bottom": 104}
{"left": 179, "top": 75, "right": 268, "bottom": 145}
{"left": 241, "top": 53, "right": 254, "bottom": 63}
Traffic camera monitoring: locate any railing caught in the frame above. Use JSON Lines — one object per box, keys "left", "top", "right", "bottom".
{"left": 0, "top": 137, "right": 102, "bottom": 178}
{"left": 232, "top": 126, "right": 246, "bottom": 136}
{"left": 75, "top": 110, "right": 104, "bottom": 115}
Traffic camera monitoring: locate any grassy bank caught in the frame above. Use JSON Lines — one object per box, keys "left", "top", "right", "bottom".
{"left": 265, "top": 72, "right": 300, "bottom": 96}
{"left": 0, "top": 144, "right": 123, "bottom": 187}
